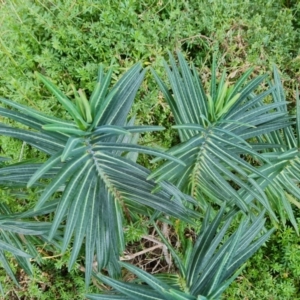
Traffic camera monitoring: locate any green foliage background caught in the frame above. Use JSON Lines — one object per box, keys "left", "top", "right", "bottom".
{"left": 0, "top": 0, "right": 300, "bottom": 299}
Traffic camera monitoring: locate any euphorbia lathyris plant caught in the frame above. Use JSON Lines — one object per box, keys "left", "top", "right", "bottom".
{"left": 0, "top": 63, "right": 197, "bottom": 285}
{"left": 87, "top": 205, "right": 274, "bottom": 300}
{"left": 1, "top": 52, "right": 298, "bottom": 298}
{"left": 150, "top": 52, "right": 299, "bottom": 229}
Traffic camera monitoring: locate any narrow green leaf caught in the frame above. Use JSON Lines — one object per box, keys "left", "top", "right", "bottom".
{"left": 208, "top": 265, "right": 245, "bottom": 299}
{"left": 68, "top": 167, "right": 96, "bottom": 269}
{"left": 169, "top": 289, "right": 196, "bottom": 300}
{"left": 91, "top": 87, "right": 119, "bottom": 128}
{"left": 215, "top": 72, "right": 227, "bottom": 112}
{"left": 120, "top": 262, "right": 174, "bottom": 300}
{"left": 177, "top": 51, "right": 205, "bottom": 126}
{"left": 48, "top": 159, "right": 93, "bottom": 241}
{"left": 90, "top": 66, "right": 114, "bottom": 115}
{"left": 0, "top": 97, "right": 77, "bottom": 128}
{"left": 209, "top": 133, "right": 269, "bottom": 163}
{"left": 61, "top": 137, "right": 84, "bottom": 162}
{"left": 153, "top": 222, "right": 186, "bottom": 277}
{"left": 92, "top": 125, "right": 131, "bottom": 137}
{"left": 124, "top": 125, "right": 165, "bottom": 133}
{"left": 36, "top": 72, "right": 89, "bottom": 129}
{"left": 226, "top": 74, "right": 268, "bottom": 117}
{"left": 210, "top": 53, "right": 217, "bottom": 102}
{"left": 186, "top": 205, "right": 225, "bottom": 286}
{"left": 93, "top": 143, "right": 186, "bottom": 166}
{"left": 0, "top": 107, "right": 44, "bottom": 130}
{"left": 0, "top": 240, "right": 31, "bottom": 258}
{"left": 0, "top": 251, "right": 19, "bottom": 287}
{"left": 78, "top": 88, "right": 92, "bottom": 123}
{"left": 35, "top": 153, "right": 91, "bottom": 210}
{"left": 85, "top": 179, "right": 100, "bottom": 286}
{"left": 225, "top": 68, "right": 253, "bottom": 101}
{"left": 86, "top": 294, "right": 131, "bottom": 300}
{"left": 151, "top": 68, "right": 183, "bottom": 129}
{"left": 0, "top": 125, "right": 65, "bottom": 154}
{"left": 207, "top": 221, "right": 243, "bottom": 295}
{"left": 27, "top": 151, "right": 62, "bottom": 187}
{"left": 96, "top": 273, "right": 165, "bottom": 300}
{"left": 166, "top": 53, "right": 191, "bottom": 127}
{"left": 226, "top": 228, "right": 274, "bottom": 276}
{"left": 42, "top": 123, "right": 90, "bottom": 136}
{"left": 98, "top": 63, "right": 145, "bottom": 126}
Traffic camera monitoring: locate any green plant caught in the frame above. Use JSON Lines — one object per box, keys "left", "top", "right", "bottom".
{"left": 0, "top": 1, "right": 299, "bottom": 298}
{"left": 0, "top": 199, "right": 62, "bottom": 294}
{"left": 86, "top": 205, "right": 273, "bottom": 300}
{"left": 0, "top": 51, "right": 299, "bottom": 298}
{"left": 224, "top": 219, "right": 300, "bottom": 299}
{"left": 248, "top": 71, "right": 300, "bottom": 229}
{"left": 0, "top": 64, "right": 198, "bottom": 287}
{"left": 150, "top": 52, "right": 299, "bottom": 229}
